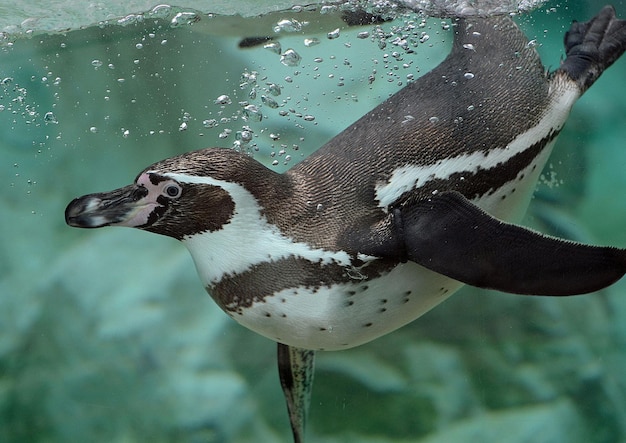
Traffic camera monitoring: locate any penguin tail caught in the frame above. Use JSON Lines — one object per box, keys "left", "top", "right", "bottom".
{"left": 559, "top": 5, "right": 626, "bottom": 93}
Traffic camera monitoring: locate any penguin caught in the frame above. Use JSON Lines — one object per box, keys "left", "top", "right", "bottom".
{"left": 65, "top": 6, "right": 626, "bottom": 443}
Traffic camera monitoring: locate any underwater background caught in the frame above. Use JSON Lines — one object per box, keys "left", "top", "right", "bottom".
{"left": 1, "top": 0, "right": 626, "bottom": 442}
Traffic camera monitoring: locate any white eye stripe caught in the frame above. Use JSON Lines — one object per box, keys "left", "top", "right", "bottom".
{"left": 163, "top": 172, "right": 352, "bottom": 286}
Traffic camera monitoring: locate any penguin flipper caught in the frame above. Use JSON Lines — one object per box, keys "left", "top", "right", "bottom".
{"left": 395, "top": 191, "right": 626, "bottom": 295}
{"left": 277, "top": 343, "right": 316, "bottom": 443}
{"left": 559, "top": 5, "right": 626, "bottom": 93}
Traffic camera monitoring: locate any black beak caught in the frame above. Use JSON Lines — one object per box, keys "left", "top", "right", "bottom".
{"left": 65, "top": 184, "right": 149, "bottom": 228}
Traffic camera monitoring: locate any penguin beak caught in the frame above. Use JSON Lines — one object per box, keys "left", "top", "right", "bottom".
{"left": 65, "top": 184, "right": 152, "bottom": 228}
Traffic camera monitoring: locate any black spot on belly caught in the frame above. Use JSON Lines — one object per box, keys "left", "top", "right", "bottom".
{"left": 379, "top": 308, "right": 387, "bottom": 313}
{"left": 364, "top": 322, "right": 373, "bottom": 327}
{"left": 380, "top": 299, "right": 388, "bottom": 304}
{"left": 360, "top": 285, "right": 369, "bottom": 291}
{"left": 265, "top": 312, "right": 272, "bottom": 317}
{"left": 319, "top": 327, "right": 327, "bottom": 331}
{"left": 404, "top": 290, "right": 412, "bottom": 296}
{"left": 345, "top": 300, "right": 355, "bottom": 307}
{"left": 347, "top": 290, "right": 357, "bottom": 296}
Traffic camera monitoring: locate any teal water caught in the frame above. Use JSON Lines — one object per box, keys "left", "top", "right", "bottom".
{"left": 1, "top": 1, "right": 626, "bottom": 442}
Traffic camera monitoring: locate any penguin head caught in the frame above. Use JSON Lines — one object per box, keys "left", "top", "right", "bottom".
{"left": 65, "top": 148, "right": 270, "bottom": 240}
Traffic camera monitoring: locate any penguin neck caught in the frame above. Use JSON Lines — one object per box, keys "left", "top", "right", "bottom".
{"left": 180, "top": 171, "right": 351, "bottom": 289}
{"left": 175, "top": 157, "right": 348, "bottom": 289}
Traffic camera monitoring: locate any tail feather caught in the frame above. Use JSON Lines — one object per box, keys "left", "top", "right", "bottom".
{"left": 559, "top": 5, "right": 626, "bottom": 93}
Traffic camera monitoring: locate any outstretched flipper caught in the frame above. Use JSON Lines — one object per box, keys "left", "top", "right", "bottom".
{"left": 559, "top": 5, "right": 626, "bottom": 93}
{"left": 277, "top": 344, "right": 316, "bottom": 443}
{"left": 394, "top": 191, "right": 626, "bottom": 295}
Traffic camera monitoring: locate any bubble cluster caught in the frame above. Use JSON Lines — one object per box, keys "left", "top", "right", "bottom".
{"left": 273, "top": 19, "right": 305, "bottom": 33}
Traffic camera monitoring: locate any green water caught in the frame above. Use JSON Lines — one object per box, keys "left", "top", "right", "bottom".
{"left": 1, "top": 1, "right": 626, "bottom": 442}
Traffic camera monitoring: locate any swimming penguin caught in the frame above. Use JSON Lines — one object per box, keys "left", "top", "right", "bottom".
{"left": 65, "top": 6, "right": 626, "bottom": 442}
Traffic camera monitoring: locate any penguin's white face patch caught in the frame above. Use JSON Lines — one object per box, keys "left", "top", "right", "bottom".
{"left": 163, "top": 172, "right": 352, "bottom": 286}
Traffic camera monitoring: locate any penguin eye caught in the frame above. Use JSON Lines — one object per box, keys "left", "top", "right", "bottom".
{"left": 163, "top": 183, "right": 182, "bottom": 199}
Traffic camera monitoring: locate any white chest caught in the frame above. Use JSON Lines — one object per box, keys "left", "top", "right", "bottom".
{"left": 226, "top": 261, "right": 463, "bottom": 351}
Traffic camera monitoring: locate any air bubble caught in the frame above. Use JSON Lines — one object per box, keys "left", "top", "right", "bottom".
{"left": 214, "top": 94, "right": 232, "bottom": 105}
{"left": 303, "top": 115, "right": 315, "bottom": 122}
{"left": 464, "top": 72, "right": 475, "bottom": 79}
{"left": 171, "top": 11, "right": 199, "bottom": 27}
{"left": 304, "top": 38, "right": 320, "bottom": 47}
{"left": 267, "top": 83, "right": 281, "bottom": 96}
{"left": 89, "top": 126, "right": 98, "bottom": 133}
{"left": 202, "top": 119, "right": 218, "bottom": 128}
{"left": 179, "top": 122, "right": 188, "bottom": 131}
{"left": 44, "top": 112, "right": 58, "bottom": 124}
{"left": 91, "top": 59, "right": 103, "bottom": 68}
{"left": 327, "top": 28, "right": 340, "bottom": 39}
{"left": 117, "top": 14, "right": 141, "bottom": 26}
{"left": 149, "top": 4, "right": 171, "bottom": 18}
{"left": 237, "top": 129, "right": 253, "bottom": 142}
{"left": 280, "top": 49, "right": 302, "bottom": 67}
{"left": 243, "top": 104, "right": 262, "bottom": 122}
{"left": 264, "top": 41, "right": 282, "bottom": 54}
{"left": 261, "top": 95, "right": 279, "bottom": 109}
{"left": 429, "top": 116, "right": 439, "bottom": 123}
{"left": 274, "top": 19, "right": 303, "bottom": 33}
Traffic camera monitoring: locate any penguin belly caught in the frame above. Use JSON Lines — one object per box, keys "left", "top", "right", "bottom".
{"left": 227, "top": 262, "right": 463, "bottom": 351}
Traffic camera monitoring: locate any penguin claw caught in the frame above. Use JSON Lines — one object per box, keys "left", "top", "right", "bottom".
{"left": 560, "top": 5, "right": 626, "bottom": 92}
